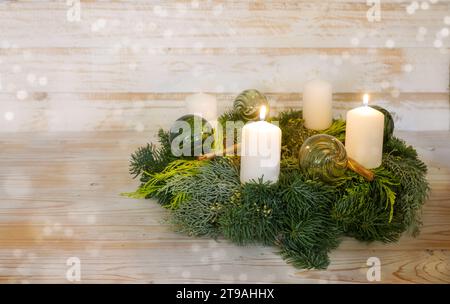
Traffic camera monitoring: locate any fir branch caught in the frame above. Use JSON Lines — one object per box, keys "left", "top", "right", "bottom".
{"left": 128, "top": 129, "right": 175, "bottom": 182}
{"left": 322, "top": 119, "right": 346, "bottom": 143}
{"left": 219, "top": 179, "right": 284, "bottom": 245}
{"left": 382, "top": 154, "right": 429, "bottom": 235}
{"left": 384, "top": 137, "right": 418, "bottom": 159}
{"left": 123, "top": 159, "right": 205, "bottom": 206}
{"left": 278, "top": 175, "right": 341, "bottom": 269}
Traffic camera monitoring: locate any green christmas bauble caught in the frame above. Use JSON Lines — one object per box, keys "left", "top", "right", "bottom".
{"left": 169, "top": 114, "right": 214, "bottom": 157}
{"left": 233, "top": 89, "right": 270, "bottom": 121}
{"left": 370, "top": 105, "right": 394, "bottom": 143}
{"left": 298, "top": 134, "right": 347, "bottom": 183}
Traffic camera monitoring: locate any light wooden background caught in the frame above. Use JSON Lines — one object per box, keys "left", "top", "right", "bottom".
{"left": 0, "top": 0, "right": 449, "bottom": 132}
{"left": 0, "top": 0, "right": 449, "bottom": 284}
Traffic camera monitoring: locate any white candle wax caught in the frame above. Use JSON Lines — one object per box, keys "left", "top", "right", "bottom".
{"left": 185, "top": 93, "right": 218, "bottom": 123}
{"left": 240, "top": 107, "right": 281, "bottom": 184}
{"left": 302, "top": 79, "right": 333, "bottom": 130}
{"left": 345, "top": 94, "right": 384, "bottom": 169}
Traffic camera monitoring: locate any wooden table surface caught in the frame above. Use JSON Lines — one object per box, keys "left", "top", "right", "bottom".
{"left": 0, "top": 130, "right": 449, "bottom": 284}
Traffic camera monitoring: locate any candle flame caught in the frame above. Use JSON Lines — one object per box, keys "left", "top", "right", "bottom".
{"left": 363, "top": 94, "right": 369, "bottom": 106}
{"left": 259, "top": 105, "right": 267, "bottom": 121}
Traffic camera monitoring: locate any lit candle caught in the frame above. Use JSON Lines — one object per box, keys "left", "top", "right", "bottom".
{"left": 185, "top": 93, "right": 218, "bottom": 123}
{"left": 240, "top": 106, "right": 282, "bottom": 184}
{"left": 345, "top": 94, "right": 384, "bottom": 169}
{"left": 302, "top": 79, "right": 333, "bottom": 130}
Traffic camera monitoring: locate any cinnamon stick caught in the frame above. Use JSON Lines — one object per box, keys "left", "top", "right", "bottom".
{"left": 347, "top": 157, "right": 375, "bottom": 181}
{"left": 197, "top": 143, "right": 240, "bottom": 161}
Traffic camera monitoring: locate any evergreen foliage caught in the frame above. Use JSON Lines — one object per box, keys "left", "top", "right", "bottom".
{"left": 129, "top": 129, "right": 175, "bottom": 183}
{"left": 124, "top": 109, "right": 430, "bottom": 270}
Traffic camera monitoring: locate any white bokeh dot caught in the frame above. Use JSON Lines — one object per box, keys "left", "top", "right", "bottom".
{"left": 112, "top": 19, "right": 121, "bottom": 27}
{"left": 91, "top": 23, "right": 99, "bottom": 32}
{"left": 350, "top": 37, "right": 360, "bottom": 46}
{"left": 13, "top": 249, "right": 23, "bottom": 258}
{"left": 148, "top": 22, "right": 157, "bottom": 32}
{"left": 334, "top": 57, "right": 343, "bottom": 66}
{"left": 445, "top": 16, "right": 450, "bottom": 25}
{"left": 1, "top": 40, "right": 11, "bottom": 49}
{"left": 213, "top": 4, "right": 223, "bottom": 16}
{"left": 163, "top": 29, "right": 174, "bottom": 39}
{"left": 4, "top": 111, "right": 14, "bottom": 121}
{"left": 440, "top": 28, "right": 449, "bottom": 37}
{"left": 6, "top": 82, "right": 16, "bottom": 92}
{"left": 403, "top": 64, "right": 413, "bottom": 73}
{"left": 12, "top": 65, "right": 22, "bottom": 73}
{"left": 191, "top": 244, "right": 200, "bottom": 252}
{"left": 16, "top": 90, "right": 28, "bottom": 100}
{"left": 176, "top": 3, "right": 187, "bottom": 16}
{"left": 420, "top": 2, "right": 429, "bottom": 10}
{"left": 135, "top": 122, "right": 144, "bottom": 132}
{"left": 128, "top": 62, "right": 137, "bottom": 70}
{"left": 418, "top": 27, "right": 427, "bottom": 35}
{"left": 238, "top": 273, "right": 248, "bottom": 281}
{"left": 391, "top": 89, "right": 400, "bottom": 98}
{"left": 53, "top": 222, "right": 62, "bottom": 231}
{"left": 153, "top": 5, "right": 162, "bottom": 15}
{"left": 200, "top": 256, "right": 209, "bottom": 263}
{"left": 406, "top": 5, "right": 416, "bottom": 15}
{"left": 87, "top": 214, "right": 97, "bottom": 224}
{"left": 27, "top": 73, "right": 36, "bottom": 85}
{"left": 434, "top": 39, "right": 443, "bottom": 48}
{"left": 341, "top": 51, "right": 350, "bottom": 60}
{"left": 43, "top": 226, "right": 52, "bottom": 236}
{"left": 38, "top": 76, "right": 48, "bottom": 86}
{"left": 220, "top": 274, "right": 234, "bottom": 282}
{"left": 64, "top": 228, "right": 74, "bottom": 237}
{"left": 97, "top": 18, "right": 106, "bottom": 28}
{"left": 131, "top": 44, "right": 141, "bottom": 54}
{"left": 191, "top": 0, "right": 200, "bottom": 8}
{"left": 181, "top": 271, "right": 191, "bottom": 278}
{"left": 153, "top": 6, "right": 167, "bottom": 17}
{"left": 385, "top": 39, "right": 395, "bottom": 48}
{"left": 2, "top": 174, "right": 32, "bottom": 197}
{"left": 381, "top": 81, "right": 390, "bottom": 89}
{"left": 134, "top": 22, "right": 144, "bottom": 33}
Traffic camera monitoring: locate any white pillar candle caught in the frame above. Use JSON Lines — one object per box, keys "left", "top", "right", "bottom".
{"left": 302, "top": 79, "right": 333, "bottom": 130}
{"left": 240, "top": 106, "right": 282, "bottom": 184}
{"left": 185, "top": 93, "right": 218, "bottom": 123}
{"left": 345, "top": 94, "right": 384, "bottom": 169}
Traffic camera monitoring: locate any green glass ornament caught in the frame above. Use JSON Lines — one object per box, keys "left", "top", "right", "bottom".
{"left": 169, "top": 114, "right": 214, "bottom": 157}
{"left": 298, "top": 134, "right": 347, "bottom": 182}
{"left": 370, "top": 105, "right": 394, "bottom": 143}
{"left": 233, "top": 89, "right": 270, "bottom": 121}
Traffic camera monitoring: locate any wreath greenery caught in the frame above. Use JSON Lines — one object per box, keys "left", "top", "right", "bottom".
{"left": 124, "top": 109, "right": 429, "bottom": 269}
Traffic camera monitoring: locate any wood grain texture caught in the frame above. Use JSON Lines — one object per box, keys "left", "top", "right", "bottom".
{"left": 1, "top": 1, "right": 449, "bottom": 48}
{"left": 0, "top": 130, "right": 449, "bottom": 283}
{"left": 0, "top": 0, "right": 449, "bottom": 132}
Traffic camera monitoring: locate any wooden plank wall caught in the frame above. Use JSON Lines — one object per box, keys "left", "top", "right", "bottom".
{"left": 0, "top": 0, "right": 449, "bottom": 132}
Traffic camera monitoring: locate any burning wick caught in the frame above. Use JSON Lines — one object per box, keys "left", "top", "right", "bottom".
{"left": 363, "top": 94, "right": 369, "bottom": 106}
{"left": 259, "top": 105, "right": 267, "bottom": 121}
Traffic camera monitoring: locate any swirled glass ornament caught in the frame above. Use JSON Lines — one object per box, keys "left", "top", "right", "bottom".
{"left": 233, "top": 89, "right": 270, "bottom": 121}
{"left": 298, "top": 134, "right": 348, "bottom": 182}
{"left": 169, "top": 114, "right": 214, "bottom": 157}
{"left": 370, "top": 105, "right": 394, "bottom": 143}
